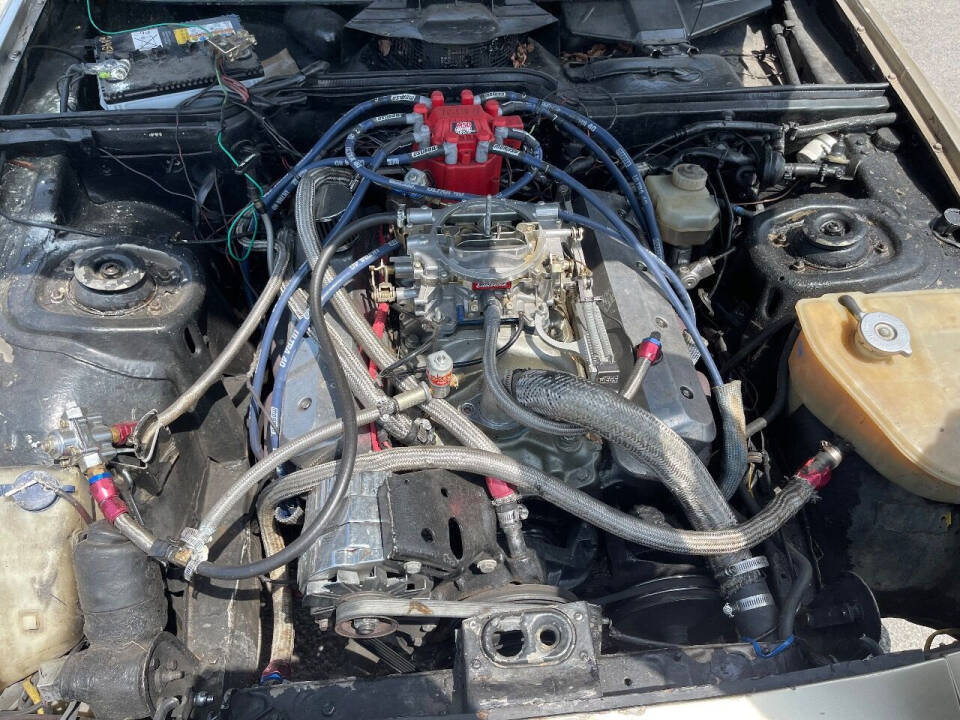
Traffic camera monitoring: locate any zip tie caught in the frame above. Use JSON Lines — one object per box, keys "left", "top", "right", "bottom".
{"left": 747, "top": 635, "right": 795, "bottom": 659}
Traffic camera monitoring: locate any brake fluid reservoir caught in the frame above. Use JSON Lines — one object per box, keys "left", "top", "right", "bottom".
{"left": 789, "top": 290, "right": 960, "bottom": 502}
{"left": 645, "top": 164, "right": 720, "bottom": 247}
{"left": 0, "top": 467, "right": 90, "bottom": 688}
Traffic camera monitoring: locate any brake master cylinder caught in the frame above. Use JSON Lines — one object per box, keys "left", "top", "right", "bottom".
{"left": 646, "top": 163, "right": 721, "bottom": 248}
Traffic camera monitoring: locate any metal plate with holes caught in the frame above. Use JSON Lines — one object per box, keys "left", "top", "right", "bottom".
{"left": 460, "top": 601, "right": 602, "bottom": 711}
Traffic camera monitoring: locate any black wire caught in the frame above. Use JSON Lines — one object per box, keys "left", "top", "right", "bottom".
{"left": 0, "top": 153, "right": 106, "bottom": 237}
{"left": 707, "top": 168, "right": 735, "bottom": 299}
{"left": 718, "top": 313, "right": 798, "bottom": 376}
{"left": 97, "top": 147, "right": 200, "bottom": 204}
{"left": 690, "top": 0, "right": 706, "bottom": 36}
{"left": 452, "top": 322, "right": 524, "bottom": 370}
{"left": 378, "top": 329, "right": 439, "bottom": 379}
{"left": 194, "top": 213, "right": 395, "bottom": 580}
{"left": 11, "top": 45, "right": 86, "bottom": 111}
{"left": 96, "top": 150, "right": 214, "bottom": 160}
{"left": 390, "top": 322, "right": 526, "bottom": 379}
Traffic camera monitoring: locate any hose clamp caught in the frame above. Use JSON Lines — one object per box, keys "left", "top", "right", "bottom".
{"left": 178, "top": 526, "right": 210, "bottom": 581}
{"left": 720, "top": 556, "right": 769, "bottom": 579}
{"left": 722, "top": 593, "right": 775, "bottom": 618}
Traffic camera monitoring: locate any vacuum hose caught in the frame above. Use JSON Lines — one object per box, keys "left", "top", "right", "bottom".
{"left": 482, "top": 301, "right": 582, "bottom": 437}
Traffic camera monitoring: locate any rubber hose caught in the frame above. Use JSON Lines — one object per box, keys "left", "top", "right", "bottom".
{"left": 778, "top": 543, "right": 813, "bottom": 641}
{"left": 262, "top": 212, "right": 275, "bottom": 274}
{"left": 772, "top": 23, "right": 802, "bottom": 85}
{"left": 782, "top": 0, "right": 844, "bottom": 85}
{"left": 746, "top": 325, "right": 801, "bottom": 438}
{"left": 482, "top": 302, "right": 583, "bottom": 437}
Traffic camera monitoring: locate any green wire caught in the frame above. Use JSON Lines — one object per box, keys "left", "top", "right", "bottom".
{"left": 85, "top": 0, "right": 214, "bottom": 38}
{"left": 227, "top": 203, "right": 257, "bottom": 262}
{"left": 218, "top": 129, "right": 264, "bottom": 261}
{"left": 217, "top": 132, "right": 265, "bottom": 194}
{"left": 86, "top": 0, "right": 264, "bottom": 263}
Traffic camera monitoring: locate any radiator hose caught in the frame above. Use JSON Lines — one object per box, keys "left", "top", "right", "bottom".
{"left": 510, "top": 369, "right": 777, "bottom": 638}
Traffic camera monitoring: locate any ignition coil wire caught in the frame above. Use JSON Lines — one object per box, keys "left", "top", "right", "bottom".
{"left": 475, "top": 92, "right": 665, "bottom": 260}
{"left": 264, "top": 93, "right": 436, "bottom": 211}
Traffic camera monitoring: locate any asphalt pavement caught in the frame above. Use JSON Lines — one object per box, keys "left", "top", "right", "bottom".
{"left": 867, "top": 0, "right": 960, "bottom": 118}
{"left": 858, "top": 0, "right": 958, "bottom": 652}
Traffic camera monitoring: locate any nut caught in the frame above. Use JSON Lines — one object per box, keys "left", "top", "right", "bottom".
{"left": 352, "top": 617, "right": 378, "bottom": 636}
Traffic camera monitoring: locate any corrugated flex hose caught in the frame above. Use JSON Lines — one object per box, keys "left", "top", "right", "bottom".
{"left": 509, "top": 369, "right": 780, "bottom": 636}
{"left": 510, "top": 369, "right": 740, "bottom": 532}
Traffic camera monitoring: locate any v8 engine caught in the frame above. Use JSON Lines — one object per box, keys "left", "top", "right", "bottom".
{"left": 2, "top": 3, "right": 960, "bottom": 718}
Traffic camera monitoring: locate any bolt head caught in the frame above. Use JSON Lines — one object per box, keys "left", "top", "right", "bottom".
{"left": 353, "top": 617, "right": 378, "bottom": 635}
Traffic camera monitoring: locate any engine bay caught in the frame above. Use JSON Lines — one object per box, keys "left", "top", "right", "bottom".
{"left": 2, "top": 1, "right": 960, "bottom": 718}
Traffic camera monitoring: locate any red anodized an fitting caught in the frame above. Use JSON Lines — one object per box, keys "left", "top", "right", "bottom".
{"left": 87, "top": 469, "right": 129, "bottom": 523}
{"left": 110, "top": 420, "right": 138, "bottom": 446}
{"left": 636, "top": 335, "right": 662, "bottom": 364}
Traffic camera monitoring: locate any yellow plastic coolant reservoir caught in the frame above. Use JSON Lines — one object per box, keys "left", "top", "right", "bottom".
{"left": 789, "top": 289, "right": 960, "bottom": 503}
{"left": 0, "top": 467, "right": 90, "bottom": 689}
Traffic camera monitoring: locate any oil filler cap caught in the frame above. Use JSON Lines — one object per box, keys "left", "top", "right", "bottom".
{"left": 839, "top": 294, "right": 912, "bottom": 358}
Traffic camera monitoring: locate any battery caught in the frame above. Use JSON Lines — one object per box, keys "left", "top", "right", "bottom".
{"left": 95, "top": 15, "right": 263, "bottom": 111}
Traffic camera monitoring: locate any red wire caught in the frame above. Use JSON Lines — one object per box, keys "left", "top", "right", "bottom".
{"left": 369, "top": 226, "right": 390, "bottom": 451}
